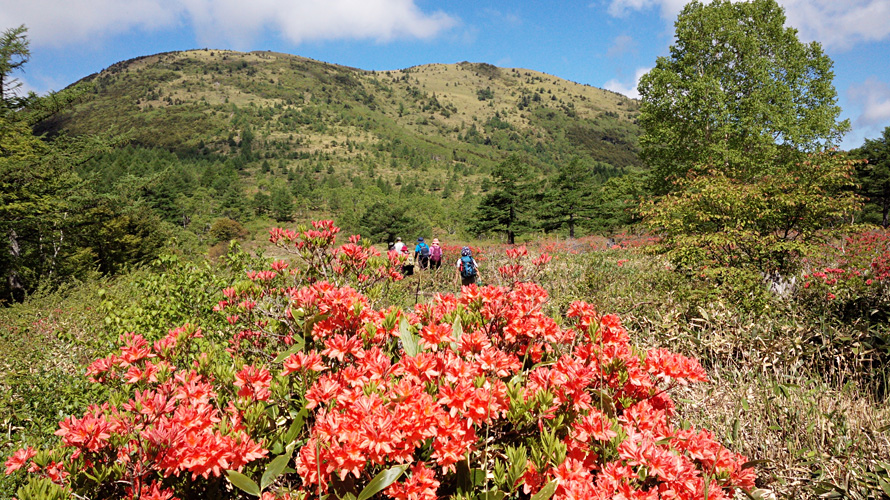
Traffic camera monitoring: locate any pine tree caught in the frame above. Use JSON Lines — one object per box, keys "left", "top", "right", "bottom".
{"left": 474, "top": 155, "right": 533, "bottom": 244}
{"left": 538, "top": 158, "right": 595, "bottom": 238}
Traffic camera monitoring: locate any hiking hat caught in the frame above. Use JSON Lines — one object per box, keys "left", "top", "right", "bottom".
{"left": 418, "top": 237, "right": 424, "bottom": 242}
{"left": 396, "top": 237, "right": 402, "bottom": 241}
{"left": 432, "top": 238, "right": 440, "bottom": 245}
{"left": 461, "top": 246, "right": 471, "bottom": 257}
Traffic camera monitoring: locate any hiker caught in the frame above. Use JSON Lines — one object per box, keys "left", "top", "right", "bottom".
{"left": 393, "top": 237, "right": 405, "bottom": 253}
{"left": 456, "top": 246, "right": 480, "bottom": 287}
{"left": 400, "top": 243, "right": 414, "bottom": 276}
{"left": 429, "top": 238, "right": 443, "bottom": 270}
{"left": 415, "top": 237, "right": 430, "bottom": 270}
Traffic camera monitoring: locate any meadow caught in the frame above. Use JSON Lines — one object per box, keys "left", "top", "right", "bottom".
{"left": 2, "top": 222, "right": 888, "bottom": 499}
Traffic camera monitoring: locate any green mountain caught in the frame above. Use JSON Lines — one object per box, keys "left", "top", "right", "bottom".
{"left": 36, "top": 49, "right": 643, "bottom": 238}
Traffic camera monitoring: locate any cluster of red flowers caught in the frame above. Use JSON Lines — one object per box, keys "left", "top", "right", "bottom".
{"left": 6, "top": 221, "right": 754, "bottom": 500}
{"left": 841, "top": 230, "right": 890, "bottom": 281}
{"left": 269, "top": 221, "right": 403, "bottom": 290}
{"left": 219, "top": 273, "right": 753, "bottom": 499}
{"left": 7, "top": 325, "right": 267, "bottom": 499}
{"left": 495, "top": 245, "right": 552, "bottom": 284}
{"left": 802, "top": 229, "right": 890, "bottom": 302}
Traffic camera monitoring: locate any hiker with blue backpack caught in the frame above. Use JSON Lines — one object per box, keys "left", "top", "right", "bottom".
{"left": 456, "top": 246, "right": 480, "bottom": 287}
{"left": 415, "top": 237, "right": 431, "bottom": 270}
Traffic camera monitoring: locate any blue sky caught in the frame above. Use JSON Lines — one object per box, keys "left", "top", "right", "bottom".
{"left": 2, "top": 0, "right": 889, "bottom": 149}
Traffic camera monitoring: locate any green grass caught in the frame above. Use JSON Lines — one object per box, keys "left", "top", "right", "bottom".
{"left": 2, "top": 236, "right": 888, "bottom": 499}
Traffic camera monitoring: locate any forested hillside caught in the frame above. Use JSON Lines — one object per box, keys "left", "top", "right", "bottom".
{"left": 37, "top": 50, "right": 643, "bottom": 240}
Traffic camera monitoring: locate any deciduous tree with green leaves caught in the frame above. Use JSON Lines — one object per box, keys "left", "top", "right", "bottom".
{"left": 638, "top": 0, "right": 859, "bottom": 277}
{"left": 359, "top": 198, "right": 428, "bottom": 245}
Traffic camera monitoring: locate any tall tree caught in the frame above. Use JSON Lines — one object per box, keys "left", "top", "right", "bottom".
{"left": 0, "top": 26, "right": 162, "bottom": 302}
{"left": 0, "top": 25, "right": 30, "bottom": 112}
{"left": 474, "top": 155, "right": 533, "bottom": 245}
{"left": 589, "top": 171, "right": 647, "bottom": 234}
{"left": 538, "top": 158, "right": 595, "bottom": 238}
{"left": 853, "top": 126, "right": 890, "bottom": 228}
{"left": 638, "top": 0, "right": 858, "bottom": 276}
{"left": 359, "top": 199, "right": 428, "bottom": 245}
{"left": 270, "top": 184, "right": 294, "bottom": 222}
{"left": 638, "top": 0, "right": 848, "bottom": 191}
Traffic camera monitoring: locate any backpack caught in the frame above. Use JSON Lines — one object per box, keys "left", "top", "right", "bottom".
{"left": 460, "top": 256, "right": 477, "bottom": 278}
{"left": 419, "top": 243, "right": 430, "bottom": 258}
{"left": 430, "top": 245, "right": 442, "bottom": 261}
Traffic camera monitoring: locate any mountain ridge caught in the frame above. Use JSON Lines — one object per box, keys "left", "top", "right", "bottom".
{"left": 42, "top": 49, "right": 642, "bottom": 171}
{"left": 31, "top": 49, "right": 644, "bottom": 241}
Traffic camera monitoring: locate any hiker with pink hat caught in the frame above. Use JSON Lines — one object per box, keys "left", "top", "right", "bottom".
{"left": 429, "top": 238, "right": 443, "bottom": 270}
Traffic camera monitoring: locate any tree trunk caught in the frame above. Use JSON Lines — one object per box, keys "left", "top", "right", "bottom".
{"left": 7, "top": 229, "right": 24, "bottom": 302}
{"left": 508, "top": 204, "right": 516, "bottom": 244}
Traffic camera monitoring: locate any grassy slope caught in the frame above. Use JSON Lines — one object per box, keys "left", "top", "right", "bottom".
{"left": 40, "top": 50, "right": 641, "bottom": 187}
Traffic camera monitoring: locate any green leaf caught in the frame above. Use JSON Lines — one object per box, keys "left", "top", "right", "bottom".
{"left": 452, "top": 314, "right": 463, "bottom": 344}
{"left": 878, "top": 478, "right": 890, "bottom": 497}
{"left": 740, "top": 459, "right": 770, "bottom": 470}
{"left": 530, "top": 480, "right": 558, "bottom": 500}
{"left": 272, "top": 338, "right": 306, "bottom": 363}
{"left": 226, "top": 470, "right": 261, "bottom": 497}
{"left": 356, "top": 464, "right": 409, "bottom": 500}
{"left": 399, "top": 317, "right": 419, "bottom": 357}
{"left": 285, "top": 407, "right": 309, "bottom": 445}
{"left": 479, "top": 490, "right": 506, "bottom": 500}
{"left": 261, "top": 453, "right": 291, "bottom": 490}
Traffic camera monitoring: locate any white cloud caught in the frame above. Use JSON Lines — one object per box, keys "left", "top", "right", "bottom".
{"left": 0, "top": 0, "right": 181, "bottom": 46}
{"left": 603, "top": 66, "right": 650, "bottom": 99}
{"left": 849, "top": 77, "right": 890, "bottom": 128}
{"left": 782, "top": 0, "right": 890, "bottom": 51}
{"left": 605, "top": 0, "right": 890, "bottom": 51}
{"left": 482, "top": 8, "right": 522, "bottom": 28}
{"left": 606, "top": 34, "right": 637, "bottom": 59}
{"left": 840, "top": 77, "right": 890, "bottom": 149}
{"left": 0, "top": 0, "right": 457, "bottom": 48}
{"left": 606, "top": 0, "right": 687, "bottom": 20}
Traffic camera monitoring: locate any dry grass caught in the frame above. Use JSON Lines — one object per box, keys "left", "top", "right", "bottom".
{"left": 4, "top": 237, "right": 887, "bottom": 499}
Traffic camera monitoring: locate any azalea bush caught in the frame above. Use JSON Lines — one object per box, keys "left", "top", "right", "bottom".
{"left": 795, "top": 229, "right": 890, "bottom": 396}
{"left": 492, "top": 245, "right": 552, "bottom": 286}
{"left": 5, "top": 221, "right": 756, "bottom": 500}
{"left": 800, "top": 229, "right": 890, "bottom": 322}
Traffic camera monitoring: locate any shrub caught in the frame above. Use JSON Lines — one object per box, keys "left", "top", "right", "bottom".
{"left": 799, "top": 229, "right": 890, "bottom": 322}
{"left": 210, "top": 218, "right": 249, "bottom": 243}
{"left": 5, "top": 221, "right": 756, "bottom": 499}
